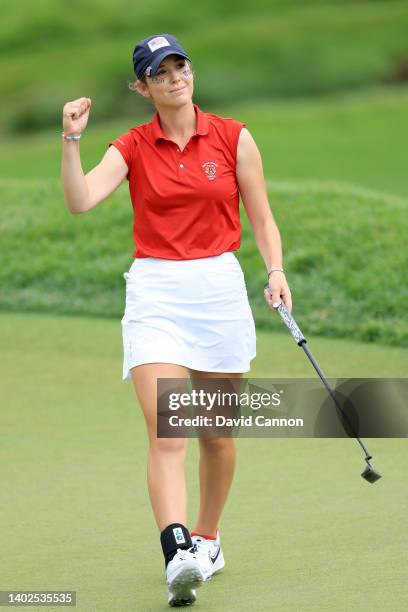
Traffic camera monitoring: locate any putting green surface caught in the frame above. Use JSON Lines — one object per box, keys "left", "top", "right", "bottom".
{"left": 1, "top": 313, "right": 407, "bottom": 611}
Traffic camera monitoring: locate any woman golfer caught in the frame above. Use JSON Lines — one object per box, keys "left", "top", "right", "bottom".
{"left": 61, "top": 33, "right": 292, "bottom": 607}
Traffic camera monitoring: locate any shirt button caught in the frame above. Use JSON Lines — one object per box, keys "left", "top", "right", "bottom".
{"left": 179, "top": 163, "right": 184, "bottom": 168}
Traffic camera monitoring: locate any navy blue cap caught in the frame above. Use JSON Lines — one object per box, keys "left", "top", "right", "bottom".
{"left": 133, "top": 34, "right": 190, "bottom": 79}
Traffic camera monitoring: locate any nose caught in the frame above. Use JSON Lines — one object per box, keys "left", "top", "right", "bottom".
{"left": 170, "top": 69, "right": 182, "bottom": 83}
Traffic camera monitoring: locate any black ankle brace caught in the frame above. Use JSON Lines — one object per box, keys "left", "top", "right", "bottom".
{"left": 160, "top": 523, "right": 192, "bottom": 567}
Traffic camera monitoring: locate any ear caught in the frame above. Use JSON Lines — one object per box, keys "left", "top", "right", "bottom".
{"left": 135, "top": 79, "right": 152, "bottom": 99}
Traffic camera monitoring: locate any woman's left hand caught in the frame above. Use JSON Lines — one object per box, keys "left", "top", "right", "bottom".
{"left": 264, "top": 272, "right": 292, "bottom": 314}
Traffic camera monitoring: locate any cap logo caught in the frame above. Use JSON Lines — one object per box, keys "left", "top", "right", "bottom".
{"left": 147, "top": 36, "right": 171, "bottom": 53}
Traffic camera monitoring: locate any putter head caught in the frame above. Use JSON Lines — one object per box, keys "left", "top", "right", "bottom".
{"left": 361, "top": 463, "right": 382, "bottom": 484}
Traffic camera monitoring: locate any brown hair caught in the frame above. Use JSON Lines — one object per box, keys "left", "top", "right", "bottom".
{"left": 128, "top": 75, "right": 146, "bottom": 92}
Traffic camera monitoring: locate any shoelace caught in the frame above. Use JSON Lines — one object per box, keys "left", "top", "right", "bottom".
{"left": 176, "top": 544, "right": 198, "bottom": 560}
{"left": 192, "top": 537, "right": 219, "bottom": 562}
{"left": 191, "top": 539, "right": 211, "bottom": 560}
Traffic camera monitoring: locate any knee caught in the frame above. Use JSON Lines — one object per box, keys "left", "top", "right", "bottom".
{"left": 199, "top": 437, "right": 235, "bottom": 453}
{"left": 149, "top": 437, "right": 187, "bottom": 455}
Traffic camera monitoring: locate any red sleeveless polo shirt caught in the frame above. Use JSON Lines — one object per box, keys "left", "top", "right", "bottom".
{"left": 108, "top": 103, "right": 245, "bottom": 260}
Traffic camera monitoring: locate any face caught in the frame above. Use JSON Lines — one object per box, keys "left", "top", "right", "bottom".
{"left": 136, "top": 54, "right": 194, "bottom": 107}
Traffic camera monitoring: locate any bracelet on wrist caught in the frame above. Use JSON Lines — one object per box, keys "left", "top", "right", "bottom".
{"left": 62, "top": 132, "right": 82, "bottom": 141}
{"left": 268, "top": 268, "right": 284, "bottom": 278}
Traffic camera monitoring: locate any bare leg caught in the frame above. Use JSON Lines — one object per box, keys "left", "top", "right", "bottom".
{"left": 189, "top": 370, "right": 243, "bottom": 537}
{"left": 130, "top": 363, "right": 191, "bottom": 532}
{"left": 193, "top": 437, "right": 236, "bottom": 537}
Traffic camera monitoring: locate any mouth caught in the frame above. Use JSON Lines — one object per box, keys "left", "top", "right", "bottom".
{"left": 169, "top": 86, "right": 187, "bottom": 93}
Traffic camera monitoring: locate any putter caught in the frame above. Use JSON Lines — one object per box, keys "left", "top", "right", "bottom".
{"left": 264, "top": 284, "right": 382, "bottom": 484}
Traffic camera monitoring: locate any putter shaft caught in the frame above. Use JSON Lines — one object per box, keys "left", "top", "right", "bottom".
{"left": 264, "top": 284, "right": 381, "bottom": 480}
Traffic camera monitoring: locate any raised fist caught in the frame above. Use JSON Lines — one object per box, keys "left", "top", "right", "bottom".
{"left": 62, "top": 97, "right": 92, "bottom": 135}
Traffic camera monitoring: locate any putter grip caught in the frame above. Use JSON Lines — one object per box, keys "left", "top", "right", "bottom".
{"left": 264, "top": 282, "right": 306, "bottom": 345}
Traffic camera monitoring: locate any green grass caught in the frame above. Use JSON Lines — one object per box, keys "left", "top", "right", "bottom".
{"left": 1, "top": 312, "right": 407, "bottom": 611}
{"left": 1, "top": 168, "right": 406, "bottom": 347}
{"left": 224, "top": 86, "right": 408, "bottom": 198}
{"left": 1, "top": 0, "right": 408, "bottom": 134}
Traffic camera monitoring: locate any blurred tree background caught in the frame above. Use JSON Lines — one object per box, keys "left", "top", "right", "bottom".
{"left": 1, "top": 0, "right": 408, "bottom": 135}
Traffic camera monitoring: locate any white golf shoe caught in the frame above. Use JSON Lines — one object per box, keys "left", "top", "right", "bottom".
{"left": 190, "top": 530, "right": 225, "bottom": 581}
{"left": 166, "top": 546, "right": 205, "bottom": 607}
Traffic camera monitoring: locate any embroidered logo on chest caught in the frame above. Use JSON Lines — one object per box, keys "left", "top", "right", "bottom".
{"left": 202, "top": 161, "right": 218, "bottom": 181}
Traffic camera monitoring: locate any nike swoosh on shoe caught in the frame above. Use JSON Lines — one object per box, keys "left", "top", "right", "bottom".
{"left": 209, "top": 546, "right": 220, "bottom": 563}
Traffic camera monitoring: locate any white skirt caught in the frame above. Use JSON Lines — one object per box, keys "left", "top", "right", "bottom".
{"left": 121, "top": 251, "right": 257, "bottom": 381}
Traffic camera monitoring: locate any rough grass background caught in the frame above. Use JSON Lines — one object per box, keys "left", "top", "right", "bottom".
{"left": 1, "top": 176, "right": 406, "bottom": 346}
